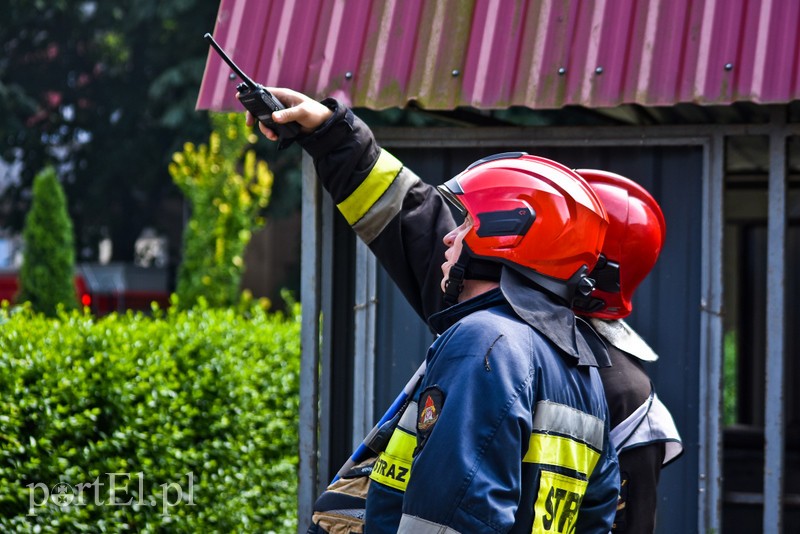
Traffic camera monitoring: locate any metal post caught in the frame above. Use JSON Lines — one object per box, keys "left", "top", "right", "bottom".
{"left": 298, "top": 152, "right": 321, "bottom": 533}
{"left": 698, "top": 134, "right": 725, "bottom": 533}
{"left": 763, "top": 107, "right": 787, "bottom": 534}
{"left": 352, "top": 241, "right": 377, "bottom": 448}
{"left": 317, "top": 191, "right": 335, "bottom": 497}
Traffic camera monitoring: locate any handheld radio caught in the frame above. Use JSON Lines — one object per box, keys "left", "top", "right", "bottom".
{"left": 203, "top": 33, "right": 300, "bottom": 143}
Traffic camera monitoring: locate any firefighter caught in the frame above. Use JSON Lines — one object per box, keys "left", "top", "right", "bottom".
{"left": 247, "top": 88, "right": 619, "bottom": 533}
{"left": 573, "top": 169, "right": 684, "bottom": 533}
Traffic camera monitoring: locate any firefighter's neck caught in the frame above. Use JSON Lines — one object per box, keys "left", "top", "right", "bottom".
{"left": 458, "top": 279, "right": 500, "bottom": 303}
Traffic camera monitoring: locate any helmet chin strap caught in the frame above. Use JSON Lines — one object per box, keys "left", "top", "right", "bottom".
{"left": 443, "top": 246, "right": 502, "bottom": 308}
{"left": 443, "top": 251, "right": 467, "bottom": 308}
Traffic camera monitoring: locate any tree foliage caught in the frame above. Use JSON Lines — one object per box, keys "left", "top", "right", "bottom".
{"left": 0, "top": 0, "right": 219, "bottom": 261}
{"left": 170, "top": 113, "right": 273, "bottom": 308}
{"left": 17, "top": 165, "right": 78, "bottom": 315}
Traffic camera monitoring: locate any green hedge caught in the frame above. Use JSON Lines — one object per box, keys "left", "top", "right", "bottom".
{"left": 0, "top": 301, "right": 300, "bottom": 533}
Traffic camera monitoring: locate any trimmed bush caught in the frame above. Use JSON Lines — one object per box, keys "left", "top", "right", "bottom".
{"left": 17, "top": 166, "right": 78, "bottom": 315}
{"left": 0, "top": 301, "right": 300, "bottom": 533}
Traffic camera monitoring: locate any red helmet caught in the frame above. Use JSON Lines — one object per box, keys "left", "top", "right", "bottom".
{"left": 438, "top": 153, "right": 608, "bottom": 304}
{"left": 574, "top": 169, "right": 666, "bottom": 319}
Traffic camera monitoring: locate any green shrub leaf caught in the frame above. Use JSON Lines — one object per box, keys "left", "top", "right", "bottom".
{"left": 0, "top": 305, "right": 300, "bottom": 532}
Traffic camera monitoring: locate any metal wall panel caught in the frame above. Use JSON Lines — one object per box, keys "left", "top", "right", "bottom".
{"left": 372, "top": 146, "right": 451, "bottom": 409}
{"left": 198, "top": 0, "right": 800, "bottom": 112}
{"left": 305, "top": 116, "right": 800, "bottom": 534}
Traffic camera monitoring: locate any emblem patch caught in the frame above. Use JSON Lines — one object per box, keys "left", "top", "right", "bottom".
{"left": 417, "top": 386, "right": 444, "bottom": 434}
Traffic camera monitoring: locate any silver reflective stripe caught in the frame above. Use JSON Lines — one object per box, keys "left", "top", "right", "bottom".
{"left": 609, "top": 392, "right": 652, "bottom": 451}
{"left": 613, "top": 393, "right": 684, "bottom": 465}
{"left": 532, "top": 400, "right": 604, "bottom": 451}
{"left": 398, "top": 400, "right": 418, "bottom": 433}
{"left": 351, "top": 166, "right": 421, "bottom": 244}
{"left": 398, "top": 514, "right": 461, "bottom": 534}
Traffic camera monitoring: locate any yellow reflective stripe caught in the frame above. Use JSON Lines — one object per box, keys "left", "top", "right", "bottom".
{"left": 523, "top": 433, "right": 601, "bottom": 477}
{"left": 337, "top": 149, "right": 403, "bottom": 225}
{"left": 532, "top": 470, "right": 588, "bottom": 533}
{"left": 351, "top": 167, "right": 420, "bottom": 244}
{"left": 385, "top": 425, "right": 416, "bottom": 458}
{"left": 369, "top": 427, "right": 415, "bottom": 491}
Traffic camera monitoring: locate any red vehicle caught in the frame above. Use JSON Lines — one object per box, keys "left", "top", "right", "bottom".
{"left": 0, "top": 263, "right": 170, "bottom": 315}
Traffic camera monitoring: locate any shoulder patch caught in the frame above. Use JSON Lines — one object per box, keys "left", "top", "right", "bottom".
{"left": 417, "top": 386, "right": 444, "bottom": 435}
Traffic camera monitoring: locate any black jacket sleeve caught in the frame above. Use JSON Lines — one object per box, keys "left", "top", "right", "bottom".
{"left": 299, "top": 99, "right": 454, "bottom": 322}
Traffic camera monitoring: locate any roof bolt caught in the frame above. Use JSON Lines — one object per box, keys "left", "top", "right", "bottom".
{"left": 228, "top": 73, "right": 236, "bottom": 81}
{"left": 558, "top": 67, "right": 567, "bottom": 75}
{"left": 595, "top": 66, "right": 603, "bottom": 75}
{"left": 451, "top": 69, "right": 460, "bottom": 77}
{"left": 345, "top": 71, "right": 353, "bottom": 80}
{"left": 724, "top": 63, "right": 734, "bottom": 71}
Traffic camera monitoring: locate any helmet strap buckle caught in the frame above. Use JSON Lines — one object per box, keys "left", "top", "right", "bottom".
{"left": 443, "top": 252, "right": 469, "bottom": 308}
{"left": 577, "top": 275, "right": 596, "bottom": 297}
{"left": 443, "top": 269, "right": 465, "bottom": 308}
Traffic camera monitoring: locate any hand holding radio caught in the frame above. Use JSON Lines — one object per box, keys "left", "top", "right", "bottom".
{"left": 243, "top": 87, "right": 333, "bottom": 142}
{"left": 204, "top": 33, "right": 305, "bottom": 144}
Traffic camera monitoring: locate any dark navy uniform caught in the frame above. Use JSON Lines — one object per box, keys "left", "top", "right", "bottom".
{"left": 591, "top": 318, "right": 683, "bottom": 533}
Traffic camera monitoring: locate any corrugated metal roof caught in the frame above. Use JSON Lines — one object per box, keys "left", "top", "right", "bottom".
{"left": 197, "top": 0, "right": 800, "bottom": 112}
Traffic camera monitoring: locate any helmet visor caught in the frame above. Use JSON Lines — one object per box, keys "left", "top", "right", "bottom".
{"left": 437, "top": 177, "right": 467, "bottom": 216}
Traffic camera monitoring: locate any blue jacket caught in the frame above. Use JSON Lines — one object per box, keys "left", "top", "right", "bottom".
{"left": 396, "top": 287, "right": 618, "bottom": 533}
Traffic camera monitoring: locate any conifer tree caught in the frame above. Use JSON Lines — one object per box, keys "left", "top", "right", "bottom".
{"left": 17, "top": 166, "right": 78, "bottom": 315}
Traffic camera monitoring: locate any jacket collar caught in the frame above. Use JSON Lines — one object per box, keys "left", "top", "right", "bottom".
{"left": 500, "top": 267, "right": 609, "bottom": 367}
{"left": 588, "top": 318, "right": 658, "bottom": 362}
{"left": 428, "top": 268, "right": 610, "bottom": 368}
{"left": 428, "top": 288, "right": 506, "bottom": 335}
